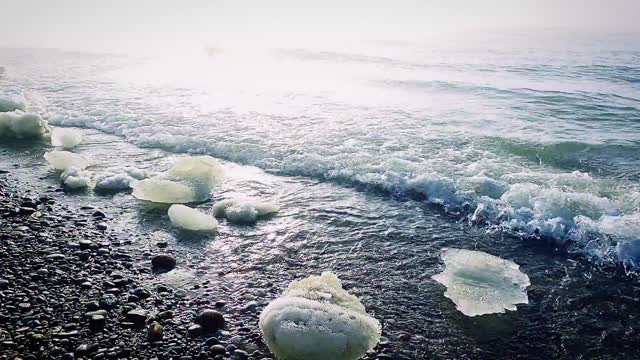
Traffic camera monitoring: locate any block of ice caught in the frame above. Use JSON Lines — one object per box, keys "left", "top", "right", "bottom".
{"left": 60, "top": 167, "right": 92, "bottom": 189}
{"left": 132, "top": 178, "right": 197, "bottom": 203}
{"left": 254, "top": 201, "right": 280, "bottom": 216}
{"left": 211, "top": 199, "right": 237, "bottom": 216}
{"left": 259, "top": 272, "right": 381, "bottom": 360}
{"left": 432, "top": 248, "right": 530, "bottom": 317}
{"left": 51, "top": 128, "right": 82, "bottom": 149}
{"left": 44, "top": 151, "right": 90, "bottom": 171}
{"left": 132, "top": 156, "right": 224, "bottom": 203}
{"left": 0, "top": 111, "right": 49, "bottom": 139}
{"left": 212, "top": 198, "right": 279, "bottom": 224}
{"left": 123, "top": 166, "right": 149, "bottom": 180}
{"left": 168, "top": 204, "right": 218, "bottom": 231}
{"left": 94, "top": 167, "right": 149, "bottom": 192}
{"left": 95, "top": 173, "right": 135, "bottom": 192}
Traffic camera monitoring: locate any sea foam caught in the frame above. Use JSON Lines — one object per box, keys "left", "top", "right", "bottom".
{"left": 46, "top": 108, "right": 640, "bottom": 268}
{"left": 0, "top": 97, "right": 26, "bottom": 113}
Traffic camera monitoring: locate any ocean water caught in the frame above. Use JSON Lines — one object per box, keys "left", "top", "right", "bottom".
{"left": 1, "top": 31, "right": 640, "bottom": 358}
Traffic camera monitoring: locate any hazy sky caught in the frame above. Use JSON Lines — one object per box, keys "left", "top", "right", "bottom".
{"left": 2, "top": 0, "right": 639, "bottom": 52}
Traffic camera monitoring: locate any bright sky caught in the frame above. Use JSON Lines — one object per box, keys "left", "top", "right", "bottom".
{"left": 2, "top": 0, "right": 639, "bottom": 52}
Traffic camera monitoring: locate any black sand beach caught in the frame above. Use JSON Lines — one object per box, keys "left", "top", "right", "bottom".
{"left": 0, "top": 171, "right": 283, "bottom": 360}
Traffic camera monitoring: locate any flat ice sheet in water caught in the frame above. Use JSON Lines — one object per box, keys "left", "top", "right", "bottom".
{"left": 168, "top": 204, "right": 217, "bottom": 231}
{"left": 44, "top": 151, "right": 90, "bottom": 171}
{"left": 213, "top": 198, "right": 278, "bottom": 224}
{"left": 132, "top": 179, "right": 196, "bottom": 203}
{"left": 259, "top": 272, "right": 381, "bottom": 360}
{"left": 51, "top": 128, "right": 82, "bottom": 149}
{"left": 432, "top": 248, "right": 530, "bottom": 317}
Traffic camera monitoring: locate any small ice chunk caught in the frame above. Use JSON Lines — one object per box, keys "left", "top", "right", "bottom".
{"left": 212, "top": 199, "right": 237, "bottom": 217}
{"left": 225, "top": 203, "right": 259, "bottom": 224}
{"left": 432, "top": 248, "right": 530, "bottom": 317}
{"left": 95, "top": 173, "right": 135, "bottom": 192}
{"left": 60, "top": 166, "right": 92, "bottom": 189}
{"left": 94, "top": 166, "right": 149, "bottom": 192}
{"left": 0, "top": 111, "right": 49, "bottom": 139}
{"left": 254, "top": 201, "right": 280, "bottom": 216}
{"left": 44, "top": 151, "right": 90, "bottom": 171}
{"left": 212, "top": 198, "right": 279, "bottom": 224}
{"left": 123, "top": 166, "right": 149, "bottom": 180}
{"left": 168, "top": 204, "right": 218, "bottom": 231}
{"left": 259, "top": 272, "right": 381, "bottom": 360}
{"left": 132, "top": 178, "right": 196, "bottom": 203}
{"left": 51, "top": 128, "right": 82, "bottom": 149}
{"left": 132, "top": 156, "right": 223, "bottom": 203}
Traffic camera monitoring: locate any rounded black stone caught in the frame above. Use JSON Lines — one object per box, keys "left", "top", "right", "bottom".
{"left": 194, "top": 309, "right": 225, "bottom": 333}
{"left": 151, "top": 254, "right": 176, "bottom": 273}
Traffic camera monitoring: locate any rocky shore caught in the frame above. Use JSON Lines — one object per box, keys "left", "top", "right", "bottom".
{"left": 0, "top": 172, "right": 282, "bottom": 360}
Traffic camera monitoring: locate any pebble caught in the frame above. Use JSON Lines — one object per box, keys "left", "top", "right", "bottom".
{"left": 188, "top": 324, "right": 203, "bottom": 337}
{"left": 78, "top": 251, "right": 91, "bottom": 261}
{"left": 0, "top": 279, "right": 9, "bottom": 290}
{"left": 209, "top": 344, "right": 226, "bottom": 355}
{"left": 99, "top": 294, "right": 119, "bottom": 310}
{"left": 133, "top": 288, "right": 151, "bottom": 299}
{"left": 89, "top": 314, "right": 106, "bottom": 332}
{"left": 125, "top": 309, "right": 148, "bottom": 323}
{"left": 92, "top": 210, "right": 106, "bottom": 218}
{"left": 156, "top": 310, "right": 174, "bottom": 320}
{"left": 147, "top": 322, "right": 164, "bottom": 341}
{"left": 151, "top": 254, "right": 176, "bottom": 273}
{"left": 204, "top": 337, "right": 219, "bottom": 346}
{"left": 78, "top": 239, "right": 93, "bottom": 249}
{"left": 195, "top": 309, "right": 225, "bottom": 333}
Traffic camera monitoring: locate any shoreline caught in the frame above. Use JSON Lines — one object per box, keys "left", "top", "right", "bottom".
{"left": 0, "top": 132, "right": 638, "bottom": 359}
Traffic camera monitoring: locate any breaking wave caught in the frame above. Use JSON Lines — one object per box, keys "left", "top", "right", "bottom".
{"left": 47, "top": 112, "right": 640, "bottom": 269}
